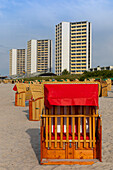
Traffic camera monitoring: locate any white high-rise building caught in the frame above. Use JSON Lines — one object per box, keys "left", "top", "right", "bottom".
{"left": 9, "top": 49, "right": 27, "bottom": 76}
{"left": 27, "top": 40, "right": 37, "bottom": 74}
{"left": 55, "top": 21, "right": 92, "bottom": 75}
{"left": 27, "top": 39, "right": 52, "bottom": 75}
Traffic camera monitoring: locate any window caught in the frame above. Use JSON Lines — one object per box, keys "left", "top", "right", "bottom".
{"left": 82, "top": 29, "right": 86, "bottom": 31}
{"left": 82, "top": 25, "right": 86, "bottom": 27}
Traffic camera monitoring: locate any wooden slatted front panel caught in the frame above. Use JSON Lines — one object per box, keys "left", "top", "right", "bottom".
{"left": 66, "top": 107, "right": 69, "bottom": 142}
{"left": 42, "top": 106, "right": 98, "bottom": 149}
{"left": 35, "top": 100, "right": 39, "bottom": 120}
{"left": 89, "top": 107, "right": 92, "bottom": 148}
{"left": 72, "top": 106, "right": 75, "bottom": 143}
{"left": 84, "top": 107, "right": 86, "bottom": 148}
{"left": 22, "top": 93, "right": 25, "bottom": 107}
{"left": 46, "top": 109, "right": 48, "bottom": 147}
{"left": 78, "top": 107, "right": 80, "bottom": 148}
{"left": 93, "top": 107, "right": 95, "bottom": 147}
{"left": 60, "top": 107, "right": 63, "bottom": 148}
{"left": 32, "top": 101, "right": 35, "bottom": 120}
{"left": 49, "top": 108, "right": 52, "bottom": 147}
{"left": 55, "top": 106, "right": 57, "bottom": 148}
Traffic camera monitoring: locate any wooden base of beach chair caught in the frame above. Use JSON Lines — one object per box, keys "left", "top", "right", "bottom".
{"left": 15, "top": 92, "right": 25, "bottom": 107}
{"left": 40, "top": 109, "right": 102, "bottom": 165}
{"left": 29, "top": 98, "right": 44, "bottom": 121}
{"left": 40, "top": 159, "right": 99, "bottom": 165}
{"left": 40, "top": 140, "right": 102, "bottom": 165}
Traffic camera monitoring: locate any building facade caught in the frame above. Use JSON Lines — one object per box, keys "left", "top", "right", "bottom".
{"left": 27, "top": 39, "right": 52, "bottom": 75}
{"left": 55, "top": 21, "right": 92, "bottom": 75}
{"left": 9, "top": 49, "right": 26, "bottom": 76}
{"left": 89, "top": 66, "right": 113, "bottom": 72}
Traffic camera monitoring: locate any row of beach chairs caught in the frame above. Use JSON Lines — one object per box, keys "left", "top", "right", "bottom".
{"left": 12, "top": 79, "right": 110, "bottom": 165}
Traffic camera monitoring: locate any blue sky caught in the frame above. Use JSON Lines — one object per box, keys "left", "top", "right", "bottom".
{"left": 0, "top": 0, "right": 113, "bottom": 75}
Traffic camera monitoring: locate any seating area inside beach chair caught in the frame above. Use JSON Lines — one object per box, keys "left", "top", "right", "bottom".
{"left": 40, "top": 83, "right": 102, "bottom": 165}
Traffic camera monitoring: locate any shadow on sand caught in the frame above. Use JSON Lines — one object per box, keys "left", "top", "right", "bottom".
{"left": 26, "top": 128, "right": 40, "bottom": 164}
{"left": 23, "top": 109, "right": 29, "bottom": 120}
{"left": 25, "top": 101, "right": 29, "bottom": 106}
{"left": 12, "top": 102, "right": 15, "bottom": 105}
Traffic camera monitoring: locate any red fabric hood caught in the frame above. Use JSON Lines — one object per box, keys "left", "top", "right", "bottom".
{"left": 44, "top": 84, "right": 98, "bottom": 108}
{"left": 13, "top": 85, "right": 17, "bottom": 91}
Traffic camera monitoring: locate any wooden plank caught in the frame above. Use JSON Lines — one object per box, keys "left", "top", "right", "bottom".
{"left": 72, "top": 106, "right": 75, "bottom": 142}
{"left": 60, "top": 106, "right": 63, "bottom": 148}
{"left": 17, "top": 93, "right": 20, "bottom": 106}
{"left": 21, "top": 93, "right": 23, "bottom": 106}
{"left": 78, "top": 107, "right": 80, "bottom": 148}
{"left": 42, "top": 118, "right": 45, "bottom": 141}
{"left": 55, "top": 106, "right": 57, "bottom": 148}
{"left": 41, "top": 160, "right": 95, "bottom": 165}
{"left": 89, "top": 107, "right": 92, "bottom": 148}
{"left": 20, "top": 93, "right": 23, "bottom": 106}
{"left": 48, "top": 139, "right": 96, "bottom": 142}
{"left": 40, "top": 124, "right": 43, "bottom": 162}
{"left": 84, "top": 107, "right": 86, "bottom": 148}
{"left": 35, "top": 100, "right": 38, "bottom": 120}
{"left": 23, "top": 93, "right": 25, "bottom": 107}
{"left": 39, "top": 98, "right": 44, "bottom": 118}
{"left": 42, "top": 114, "right": 99, "bottom": 118}
{"left": 22, "top": 93, "right": 25, "bottom": 107}
{"left": 99, "top": 118, "right": 102, "bottom": 162}
{"left": 43, "top": 150, "right": 66, "bottom": 159}
{"left": 29, "top": 100, "right": 32, "bottom": 120}
{"left": 37, "top": 100, "right": 40, "bottom": 120}
{"left": 66, "top": 107, "right": 69, "bottom": 142}
{"left": 74, "top": 150, "right": 93, "bottom": 159}
{"left": 49, "top": 108, "right": 52, "bottom": 147}
{"left": 19, "top": 93, "right": 21, "bottom": 106}
{"left": 32, "top": 101, "right": 35, "bottom": 120}
{"left": 46, "top": 109, "right": 48, "bottom": 148}
{"left": 93, "top": 107, "right": 95, "bottom": 148}
{"left": 67, "top": 143, "right": 74, "bottom": 159}
{"left": 39, "top": 99, "right": 41, "bottom": 119}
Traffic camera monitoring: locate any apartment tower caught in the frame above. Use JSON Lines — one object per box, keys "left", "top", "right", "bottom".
{"left": 55, "top": 21, "right": 92, "bottom": 75}
{"left": 9, "top": 49, "right": 26, "bottom": 76}
{"left": 27, "top": 39, "right": 52, "bottom": 75}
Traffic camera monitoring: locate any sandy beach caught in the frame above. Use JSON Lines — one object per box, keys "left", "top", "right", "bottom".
{"left": 0, "top": 83, "right": 113, "bottom": 170}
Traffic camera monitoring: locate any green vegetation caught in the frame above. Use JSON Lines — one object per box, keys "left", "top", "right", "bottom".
{"left": 79, "top": 70, "right": 113, "bottom": 80}
{"left": 23, "top": 74, "right": 80, "bottom": 82}
{"left": 62, "top": 69, "right": 70, "bottom": 75}
{"left": 18, "top": 70, "right": 113, "bottom": 82}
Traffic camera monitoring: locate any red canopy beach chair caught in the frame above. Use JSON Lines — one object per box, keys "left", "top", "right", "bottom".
{"left": 40, "top": 83, "right": 102, "bottom": 165}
